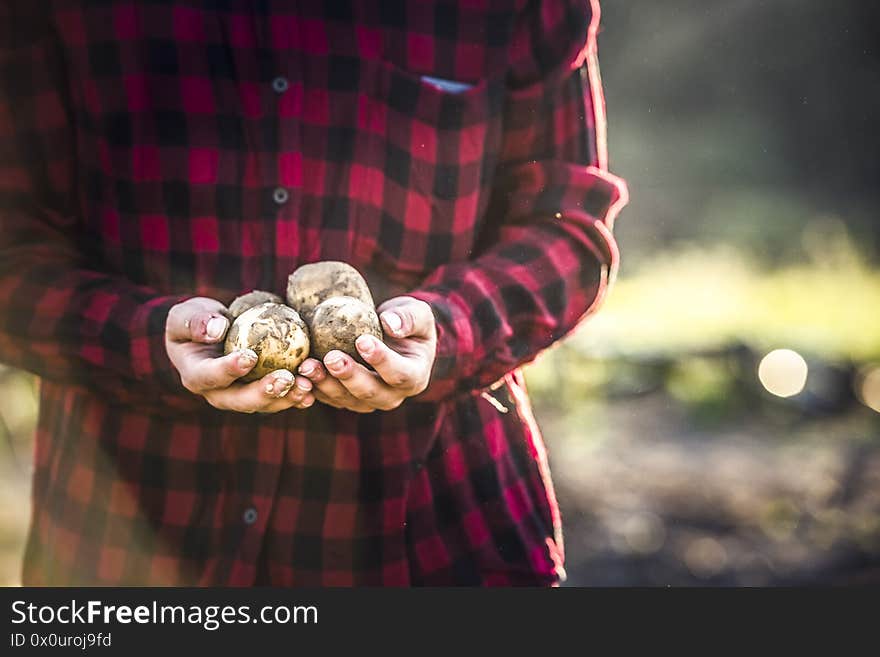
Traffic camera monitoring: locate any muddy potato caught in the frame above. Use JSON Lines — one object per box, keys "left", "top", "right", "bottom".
{"left": 286, "top": 261, "right": 374, "bottom": 322}
{"left": 223, "top": 302, "right": 310, "bottom": 382}
{"left": 228, "top": 290, "right": 283, "bottom": 319}
{"left": 309, "top": 296, "right": 383, "bottom": 362}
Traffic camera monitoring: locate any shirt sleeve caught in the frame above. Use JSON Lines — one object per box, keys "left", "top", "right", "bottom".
{"left": 0, "top": 6, "right": 202, "bottom": 412}
{"left": 409, "top": 0, "right": 628, "bottom": 402}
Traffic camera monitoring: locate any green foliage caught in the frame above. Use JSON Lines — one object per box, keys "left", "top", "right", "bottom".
{"left": 562, "top": 240, "right": 880, "bottom": 363}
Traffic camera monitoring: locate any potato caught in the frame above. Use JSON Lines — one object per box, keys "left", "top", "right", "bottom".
{"left": 286, "top": 261, "right": 374, "bottom": 322}
{"left": 309, "top": 296, "right": 383, "bottom": 361}
{"left": 223, "top": 302, "right": 310, "bottom": 382}
{"left": 228, "top": 290, "right": 283, "bottom": 319}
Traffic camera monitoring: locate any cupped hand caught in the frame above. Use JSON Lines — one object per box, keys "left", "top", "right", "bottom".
{"left": 164, "top": 297, "right": 314, "bottom": 413}
{"left": 298, "top": 296, "right": 437, "bottom": 413}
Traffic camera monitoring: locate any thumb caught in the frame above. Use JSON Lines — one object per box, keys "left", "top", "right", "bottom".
{"left": 378, "top": 298, "right": 435, "bottom": 340}
{"left": 166, "top": 298, "right": 230, "bottom": 344}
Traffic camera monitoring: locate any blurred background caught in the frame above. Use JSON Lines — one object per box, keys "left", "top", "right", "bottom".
{"left": 1, "top": 0, "right": 878, "bottom": 585}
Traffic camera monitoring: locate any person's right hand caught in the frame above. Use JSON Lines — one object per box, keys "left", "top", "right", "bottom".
{"left": 165, "top": 297, "right": 314, "bottom": 413}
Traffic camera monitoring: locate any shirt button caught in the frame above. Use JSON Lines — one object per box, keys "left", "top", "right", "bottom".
{"left": 272, "top": 187, "right": 289, "bottom": 205}
{"left": 243, "top": 507, "right": 258, "bottom": 525}
{"left": 271, "top": 76, "right": 289, "bottom": 94}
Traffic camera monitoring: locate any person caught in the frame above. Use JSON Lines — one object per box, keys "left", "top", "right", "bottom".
{"left": 0, "top": 0, "right": 627, "bottom": 586}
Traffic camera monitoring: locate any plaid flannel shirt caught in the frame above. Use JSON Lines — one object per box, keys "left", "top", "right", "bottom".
{"left": 0, "top": 0, "right": 627, "bottom": 586}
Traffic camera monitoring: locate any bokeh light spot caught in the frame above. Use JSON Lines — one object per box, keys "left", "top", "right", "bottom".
{"left": 855, "top": 364, "right": 880, "bottom": 414}
{"left": 683, "top": 537, "right": 728, "bottom": 578}
{"left": 624, "top": 512, "right": 666, "bottom": 554}
{"left": 758, "top": 349, "right": 808, "bottom": 398}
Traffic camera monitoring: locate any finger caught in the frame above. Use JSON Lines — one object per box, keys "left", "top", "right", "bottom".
{"left": 292, "top": 391, "right": 315, "bottom": 409}
{"left": 354, "top": 334, "right": 422, "bottom": 390}
{"left": 299, "top": 358, "right": 357, "bottom": 408}
{"left": 301, "top": 357, "right": 375, "bottom": 409}
{"left": 247, "top": 377, "right": 315, "bottom": 413}
{"left": 297, "top": 358, "right": 327, "bottom": 382}
{"left": 313, "top": 389, "right": 373, "bottom": 413}
{"left": 203, "top": 369, "right": 295, "bottom": 413}
{"left": 323, "top": 351, "right": 403, "bottom": 410}
{"left": 260, "top": 389, "right": 315, "bottom": 413}
{"left": 180, "top": 348, "right": 258, "bottom": 393}
{"left": 284, "top": 376, "right": 315, "bottom": 407}
{"left": 299, "top": 358, "right": 352, "bottom": 398}
{"left": 377, "top": 298, "right": 434, "bottom": 340}
{"left": 293, "top": 374, "right": 312, "bottom": 393}
{"left": 167, "top": 300, "right": 230, "bottom": 344}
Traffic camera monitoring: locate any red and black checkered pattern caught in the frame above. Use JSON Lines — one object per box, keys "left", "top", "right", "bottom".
{"left": 0, "top": 0, "right": 627, "bottom": 585}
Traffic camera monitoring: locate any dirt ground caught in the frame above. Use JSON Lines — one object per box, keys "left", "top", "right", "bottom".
{"left": 541, "top": 393, "right": 880, "bottom": 586}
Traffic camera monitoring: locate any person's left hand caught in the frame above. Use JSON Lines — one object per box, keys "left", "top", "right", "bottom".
{"left": 298, "top": 296, "right": 436, "bottom": 412}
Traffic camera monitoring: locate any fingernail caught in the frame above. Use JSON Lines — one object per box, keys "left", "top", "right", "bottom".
{"left": 382, "top": 312, "right": 402, "bottom": 334}
{"left": 325, "top": 354, "right": 343, "bottom": 371}
{"left": 206, "top": 316, "right": 228, "bottom": 339}
{"left": 296, "top": 378, "right": 311, "bottom": 391}
{"left": 356, "top": 335, "right": 375, "bottom": 355}
{"left": 271, "top": 373, "right": 294, "bottom": 397}
{"left": 238, "top": 349, "right": 258, "bottom": 368}
{"left": 298, "top": 362, "right": 314, "bottom": 376}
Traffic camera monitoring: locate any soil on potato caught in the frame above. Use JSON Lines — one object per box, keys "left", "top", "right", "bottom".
{"left": 288, "top": 263, "right": 373, "bottom": 319}
{"left": 227, "top": 303, "right": 309, "bottom": 380}
{"left": 228, "top": 290, "right": 283, "bottom": 318}
{"left": 309, "top": 297, "right": 382, "bottom": 362}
